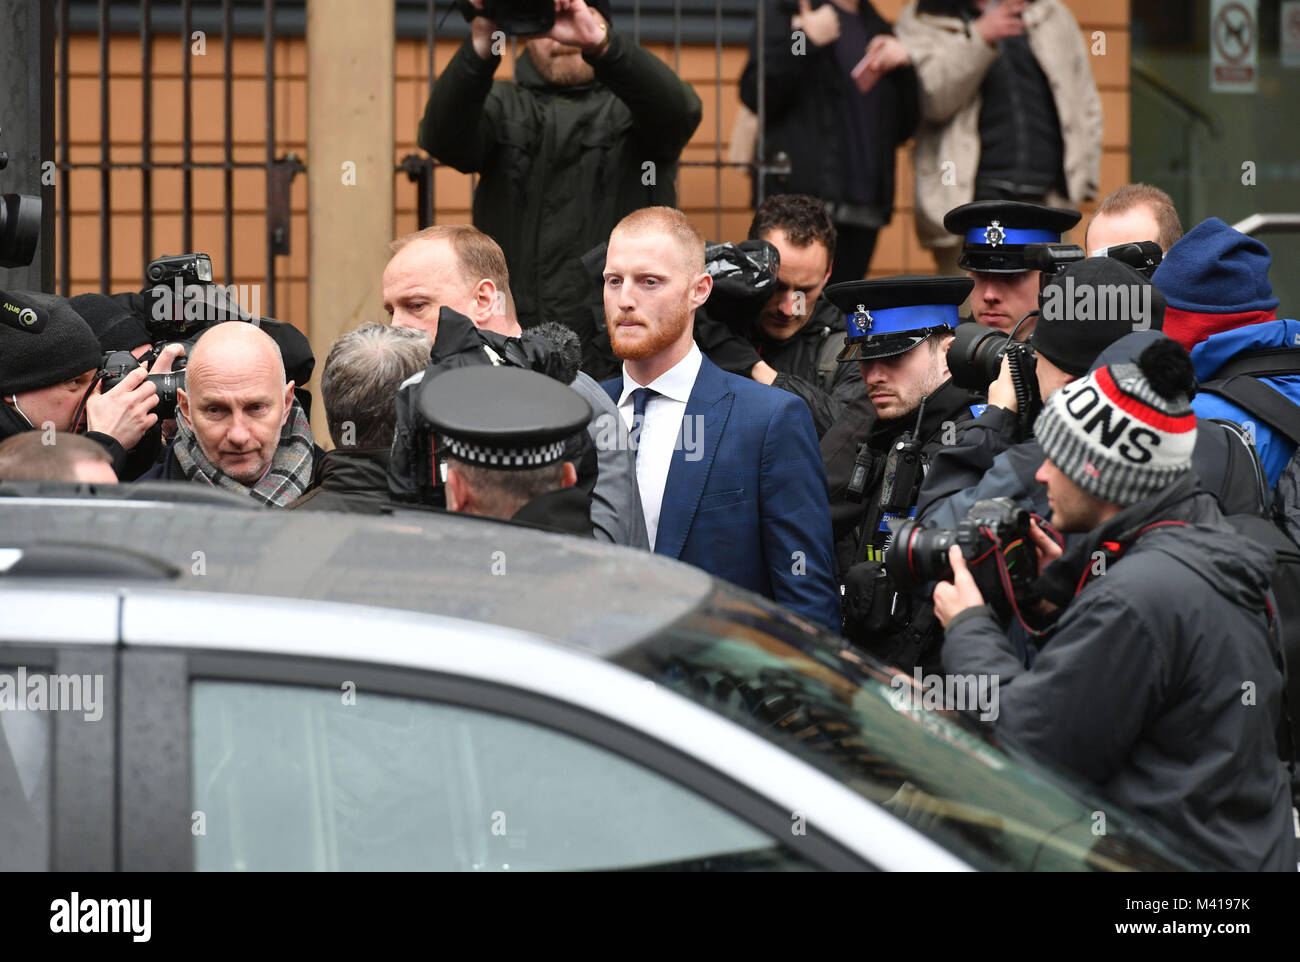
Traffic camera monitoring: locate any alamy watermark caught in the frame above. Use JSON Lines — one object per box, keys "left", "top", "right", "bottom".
{"left": 1040, "top": 276, "right": 1153, "bottom": 331}
{"left": 150, "top": 278, "right": 262, "bottom": 325}
{"left": 889, "top": 667, "right": 999, "bottom": 722}
{"left": 592, "top": 411, "right": 705, "bottom": 462}
{"left": 0, "top": 667, "right": 103, "bottom": 721}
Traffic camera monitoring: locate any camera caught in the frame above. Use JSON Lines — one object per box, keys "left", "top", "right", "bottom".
{"left": 457, "top": 0, "right": 556, "bottom": 35}
{"left": 99, "top": 349, "right": 185, "bottom": 418}
{"left": 947, "top": 321, "right": 1042, "bottom": 432}
{"left": 0, "top": 132, "right": 41, "bottom": 269}
{"left": 1022, "top": 243, "right": 1085, "bottom": 282}
{"left": 1094, "top": 240, "right": 1163, "bottom": 278}
{"left": 887, "top": 498, "right": 1040, "bottom": 626}
{"left": 145, "top": 252, "right": 220, "bottom": 341}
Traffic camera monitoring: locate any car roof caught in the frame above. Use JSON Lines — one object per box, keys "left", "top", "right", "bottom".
{"left": 0, "top": 495, "right": 715, "bottom": 656}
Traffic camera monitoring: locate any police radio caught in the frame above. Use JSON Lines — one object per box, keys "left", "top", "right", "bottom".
{"left": 878, "top": 394, "right": 928, "bottom": 515}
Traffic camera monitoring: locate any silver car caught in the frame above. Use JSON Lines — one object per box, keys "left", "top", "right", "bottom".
{"left": 0, "top": 484, "right": 1205, "bottom": 871}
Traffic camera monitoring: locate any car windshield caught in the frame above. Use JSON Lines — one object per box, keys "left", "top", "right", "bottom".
{"left": 616, "top": 588, "right": 1206, "bottom": 872}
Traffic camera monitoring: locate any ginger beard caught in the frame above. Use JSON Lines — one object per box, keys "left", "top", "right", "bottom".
{"left": 606, "top": 286, "right": 694, "bottom": 361}
{"left": 527, "top": 39, "right": 596, "bottom": 87}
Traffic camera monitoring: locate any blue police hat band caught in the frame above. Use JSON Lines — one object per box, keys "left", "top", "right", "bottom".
{"left": 964, "top": 224, "right": 1060, "bottom": 247}
{"left": 846, "top": 303, "right": 959, "bottom": 339}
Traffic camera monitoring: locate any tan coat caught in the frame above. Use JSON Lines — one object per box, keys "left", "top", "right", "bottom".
{"left": 896, "top": 0, "right": 1102, "bottom": 249}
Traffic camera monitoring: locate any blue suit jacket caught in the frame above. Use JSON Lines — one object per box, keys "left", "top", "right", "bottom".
{"left": 603, "top": 356, "right": 841, "bottom": 632}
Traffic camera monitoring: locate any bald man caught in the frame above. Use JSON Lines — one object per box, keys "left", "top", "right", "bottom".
{"left": 599, "top": 207, "right": 841, "bottom": 633}
{"left": 141, "top": 321, "right": 320, "bottom": 506}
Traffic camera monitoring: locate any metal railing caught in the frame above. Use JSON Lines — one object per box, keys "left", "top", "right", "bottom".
{"left": 1233, "top": 213, "right": 1300, "bottom": 237}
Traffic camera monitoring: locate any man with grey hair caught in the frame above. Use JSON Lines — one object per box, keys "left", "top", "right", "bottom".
{"left": 290, "top": 322, "right": 432, "bottom": 513}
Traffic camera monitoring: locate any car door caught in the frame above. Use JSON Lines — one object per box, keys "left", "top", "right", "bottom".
{"left": 116, "top": 593, "right": 872, "bottom": 871}
{"left": 0, "top": 586, "right": 119, "bottom": 871}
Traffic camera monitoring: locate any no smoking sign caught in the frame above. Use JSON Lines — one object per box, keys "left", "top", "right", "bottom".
{"left": 1211, "top": 0, "right": 1258, "bottom": 93}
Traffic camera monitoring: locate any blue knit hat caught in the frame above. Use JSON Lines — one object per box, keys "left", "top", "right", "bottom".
{"left": 1152, "top": 217, "right": 1278, "bottom": 314}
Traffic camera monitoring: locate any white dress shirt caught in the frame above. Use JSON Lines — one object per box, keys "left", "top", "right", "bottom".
{"left": 617, "top": 343, "right": 702, "bottom": 551}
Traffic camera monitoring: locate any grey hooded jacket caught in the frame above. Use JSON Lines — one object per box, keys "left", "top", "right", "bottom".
{"left": 942, "top": 475, "right": 1296, "bottom": 871}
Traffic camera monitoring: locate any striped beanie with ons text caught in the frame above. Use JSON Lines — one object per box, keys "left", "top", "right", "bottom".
{"left": 1034, "top": 339, "right": 1198, "bottom": 507}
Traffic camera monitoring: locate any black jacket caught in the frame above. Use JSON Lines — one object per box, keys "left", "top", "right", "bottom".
{"left": 419, "top": 33, "right": 702, "bottom": 349}
{"left": 287, "top": 448, "right": 393, "bottom": 514}
{"left": 943, "top": 474, "right": 1296, "bottom": 871}
{"left": 510, "top": 485, "right": 595, "bottom": 538}
{"left": 696, "top": 297, "right": 865, "bottom": 439}
{"left": 740, "top": 0, "right": 919, "bottom": 219}
{"left": 822, "top": 377, "right": 978, "bottom": 574}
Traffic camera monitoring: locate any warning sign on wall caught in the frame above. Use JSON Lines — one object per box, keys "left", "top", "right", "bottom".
{"left": 1211, "top": 0, "right": 1258, "bottom": 93}
{"left": 1284, "top": 1, "right": 1300, "bottom": 68}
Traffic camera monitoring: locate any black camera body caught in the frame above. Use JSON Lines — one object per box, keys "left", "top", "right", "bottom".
{"left": 99, "top": 349, "right": 185, "bottom": 418}
{"left": 457, "top": 0, "right": 556, "bottom": 35}
{"left": 0, "top": 132, "right": 41, "bottom": 269}
{"left": 888, "top": 498, "right": 1039, "bottom": 626}
{"left": 145, "top": 252, "right": 218, "bottom": 341}
{"left": 947, "top": 321, "right": 1042, "bottom": 433}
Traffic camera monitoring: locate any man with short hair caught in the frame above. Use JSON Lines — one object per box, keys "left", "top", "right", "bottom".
{"left": 1085, "top": 182, "right": 1184, "bottom": 254}
{"left": 384, "top": 224, "right": 647, "bottom": 547}
{"left": 600, "top": 206, "right": 840, "bottom": 632}
{"left": 819, "top": 276, "right": 980, "bottom": 667}
{"left": 419, "top": 0, "right": 701, "bottom": 372}
{"left": 0, "top": 289, "right": 171, "bottom": 474}
{"left": 141, "top": 322, "right": 320, "bottom": 506}
{"left": 289, "top": 323, "right": 431, "bottom": 513}
{"left": 424, "top": 366, "right": 594, "bottom": 536}
{"left": 0, "top": 431, "right": 117, "bottom": 484}
{"left": 738, "top": 194, "right": 868, "bottom": 436}
{"left": 933, "top": 340, "right": 1296, "bottom": 872}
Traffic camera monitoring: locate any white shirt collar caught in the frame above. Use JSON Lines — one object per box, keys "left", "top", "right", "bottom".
{"left": 618, "top": 342, "right": 702, "bottom": 407}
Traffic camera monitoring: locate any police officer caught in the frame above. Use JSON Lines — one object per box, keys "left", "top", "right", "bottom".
{"left": 944, "top": 200, "right": 1081, "bottom": 338}
{"left": 419, "top": 366, "right": 595, "bottom": 537}
{"left": 820, "top": 276, "right": 981, "bottom": 672}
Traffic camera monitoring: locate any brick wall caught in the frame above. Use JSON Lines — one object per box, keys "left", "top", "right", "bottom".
{"left": 59, "top": 0, "right": 1128, "bottom": 338}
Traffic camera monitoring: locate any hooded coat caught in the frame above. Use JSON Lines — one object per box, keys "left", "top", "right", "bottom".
{"left": 942, "top": 473, "right": 1296, "bottom": 871}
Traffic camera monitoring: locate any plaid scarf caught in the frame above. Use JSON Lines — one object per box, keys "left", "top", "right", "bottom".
{"left": 173, "top": 399, "right": 316, "bottom": 507}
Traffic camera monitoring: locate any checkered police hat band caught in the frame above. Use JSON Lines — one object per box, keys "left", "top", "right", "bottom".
{"left": 442, "top": 435, "right": 566, "bottom": 469}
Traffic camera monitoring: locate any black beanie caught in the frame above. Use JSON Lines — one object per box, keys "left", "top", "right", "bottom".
{"left": 1030, "top": 258, "right": 1166, "bottom": 377}
{"left": 69, "top": 292, "right": 153, "bottom": 352}
{"left": 0, "top": 290, "right": 103, "bottom": 396}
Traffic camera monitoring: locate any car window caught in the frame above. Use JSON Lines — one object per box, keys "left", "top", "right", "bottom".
{"left": 191, "top": 679, "right": 816, "bottom": 871}
{"left": 0, "top": 665, "right": 52, "bottom": 871}
{"left": 616, "top": 590, "right": 1206, "bottom": 872}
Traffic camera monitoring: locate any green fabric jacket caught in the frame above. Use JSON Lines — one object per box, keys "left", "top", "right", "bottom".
{"left": 419, "top": 33, "right": 702, "bottom": 353}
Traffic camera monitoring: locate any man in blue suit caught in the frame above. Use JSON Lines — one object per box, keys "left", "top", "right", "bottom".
{"left": 599, "top": 206, "right": 841, "bottom": 632}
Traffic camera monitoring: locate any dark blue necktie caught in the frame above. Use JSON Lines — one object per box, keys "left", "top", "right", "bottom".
{"left": 630, "top": 387, "right": 657, "bottom": 461}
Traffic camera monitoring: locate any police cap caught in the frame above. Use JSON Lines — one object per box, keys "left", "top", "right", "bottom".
{"left": 418, "top": 366, "right": 591, "bottom": 470}
{"left": 944, "top": 200, "right": 1081, "bottom": 274}
{"left": 825, "top": 275, "right": 973, "bottom": 363}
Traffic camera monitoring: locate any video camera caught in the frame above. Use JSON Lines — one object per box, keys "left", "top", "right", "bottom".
{"left": 456, "top": 0, "right": 556, "bottom": 35}
{"left": 0, "top": 130, "right": 41, "bottom": 269}
{"left": 887, "top": 498, "right": 1046, "bottom": 629}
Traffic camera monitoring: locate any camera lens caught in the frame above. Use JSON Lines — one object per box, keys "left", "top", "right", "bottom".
{"left": 886, "top": 520, "right": 958, "bottom": 591}
{"left": 947, "top": 322, "right": 1011, "bottom": 390}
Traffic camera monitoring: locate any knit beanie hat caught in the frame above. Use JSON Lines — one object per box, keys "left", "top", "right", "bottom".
{"left": 1031, "top": 258, "right": 1166, "bottom": 376}
{"left": 1034, "top": 339, "right": 1197, "bottom": 507}
{"left": 1151, "top": 217, "right": 1278, "bottom": 351}
{"left": 0, "top": 290, "right": 103, "bottom": 396}
{"left": 69, "top": 292, "right": 152, "bottom": 352}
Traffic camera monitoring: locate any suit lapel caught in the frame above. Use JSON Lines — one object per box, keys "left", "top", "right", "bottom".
{"left": 655, "top": 357, "right": 734, "bottom": 560}
{"left": 600, "top": 376, "right": 623, "bottom": 405}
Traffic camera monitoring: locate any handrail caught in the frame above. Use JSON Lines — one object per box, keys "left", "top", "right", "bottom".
{"left": 1132, "top": 61, "right": 1220, "bottom": 137}
{"left": 1232, "top": 213, "right": 1300, "bottom": 237}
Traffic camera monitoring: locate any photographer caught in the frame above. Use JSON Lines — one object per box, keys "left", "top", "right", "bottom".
{"left": 0, "top": 290, "right": 178, "bottom": 476}
{"left": 932, "top": 340, "right": 1296, "bottom": 872}
{"left": 821, "top": 276, "right": 981, "bottom": 668}
{"left": 420, "top": 0, "right": 701, "bottom": 376}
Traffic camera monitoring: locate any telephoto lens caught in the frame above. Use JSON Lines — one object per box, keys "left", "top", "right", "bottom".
{"left": 98, "top": 350, "right": 185, "bottom": 418}
{"left": 946, "top": 322, "right": 1012, "bottom": 390}
{"left": 886, "top": 521, "right": 960, "bottom": 591}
